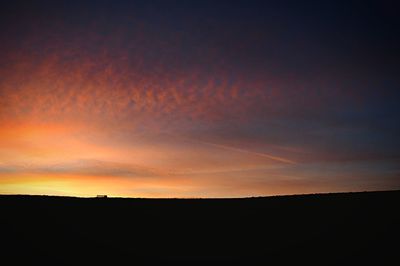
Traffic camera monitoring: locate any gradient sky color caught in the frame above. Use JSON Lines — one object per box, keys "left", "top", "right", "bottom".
{"left": 0, "top": 0, "right": 399, "bottom": 197}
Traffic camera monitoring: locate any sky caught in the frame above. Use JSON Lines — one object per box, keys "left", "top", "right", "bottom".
{"left": 0, "top": 0, "right": 399, "bottom": 197}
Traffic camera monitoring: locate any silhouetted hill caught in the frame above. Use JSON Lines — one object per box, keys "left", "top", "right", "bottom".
{"left": 1, "top": 191, "right": 399, "bottom": 265}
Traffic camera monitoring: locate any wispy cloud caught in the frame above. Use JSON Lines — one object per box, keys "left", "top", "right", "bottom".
{"left": 0, "top": 0, "right": 399, "bottom": 197}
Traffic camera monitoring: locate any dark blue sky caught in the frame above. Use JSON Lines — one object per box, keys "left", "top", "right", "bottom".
{"left": 0, "top": 0, "right": 399, "bottom": 197}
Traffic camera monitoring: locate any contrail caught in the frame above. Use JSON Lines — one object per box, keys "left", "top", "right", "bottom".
{"left": 177, "top": 135, "right": 296, "bottom": 164}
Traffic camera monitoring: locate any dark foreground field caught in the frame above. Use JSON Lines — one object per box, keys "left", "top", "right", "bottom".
{"left": 1, "top": 191, "right": 399, "bottom": 265}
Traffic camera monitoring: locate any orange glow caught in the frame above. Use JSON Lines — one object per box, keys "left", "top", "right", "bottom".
{"left": 0, "top": 119, "right": 300, "bottom": 197}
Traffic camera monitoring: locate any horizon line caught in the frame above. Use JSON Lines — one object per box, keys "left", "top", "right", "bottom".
{"left": 1, "top": 189, "right": 399, "bottom": 200}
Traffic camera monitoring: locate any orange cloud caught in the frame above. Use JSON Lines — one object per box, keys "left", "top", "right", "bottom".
{"left": 2, "top": 21, "right": 396, "bottom": 198}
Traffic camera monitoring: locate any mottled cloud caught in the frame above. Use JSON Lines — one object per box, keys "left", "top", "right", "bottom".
{"left": 0, "top": 0, "right": 399, "bottom": 197}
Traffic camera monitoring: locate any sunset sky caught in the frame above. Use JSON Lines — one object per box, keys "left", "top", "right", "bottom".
{"left": 0, "top": 0, "right": 399, "bottom": 197}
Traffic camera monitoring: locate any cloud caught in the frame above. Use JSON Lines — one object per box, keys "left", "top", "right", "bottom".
{"left": 0, "top": 1, "right": 399, "bottom": 197}
{"left": 0, "top": 159, "right": 160, "bottom": 178}
{"left": 179, "top": 136, "right": 296, "bottom": 164}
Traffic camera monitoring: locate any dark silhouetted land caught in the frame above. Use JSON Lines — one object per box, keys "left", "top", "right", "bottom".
{"left": 1, "top": 191, "right": 399, "bottom": 265}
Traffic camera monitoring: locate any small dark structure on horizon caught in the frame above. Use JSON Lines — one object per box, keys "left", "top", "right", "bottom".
{"left": 96, "top": 195, "right": 108, "bottom": 198}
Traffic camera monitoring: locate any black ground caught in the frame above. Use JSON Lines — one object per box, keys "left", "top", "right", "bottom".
{"left": 1, "top": 190, "right": 399, "bottom": 265}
